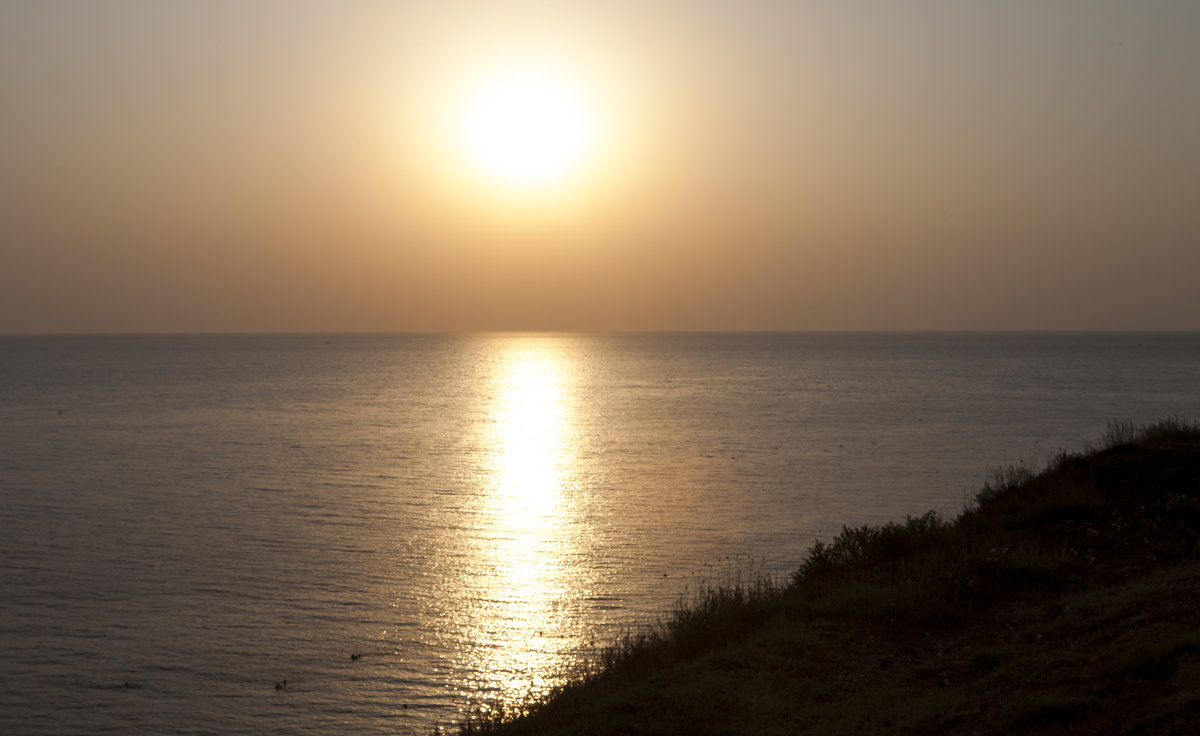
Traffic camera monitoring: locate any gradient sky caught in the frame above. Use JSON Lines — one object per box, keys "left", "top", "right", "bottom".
{"left": 3, "top": 1, "right": 1199, "bottom": 333}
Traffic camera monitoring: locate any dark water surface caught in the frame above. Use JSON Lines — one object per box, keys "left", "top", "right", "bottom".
{"left": 2, "top": 332, "right": 1197, "bottom": 733}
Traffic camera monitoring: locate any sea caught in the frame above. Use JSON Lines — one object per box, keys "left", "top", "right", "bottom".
{"left": 1, "top": 332, "right": 1197, "bottom": 734}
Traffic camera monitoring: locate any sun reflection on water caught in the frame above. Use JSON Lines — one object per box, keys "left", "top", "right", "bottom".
{"left": 459, "top": 339, "right": 585, "bottom": 708}
{"left": 492, "top": 351, "right": 568, "bottom": 531}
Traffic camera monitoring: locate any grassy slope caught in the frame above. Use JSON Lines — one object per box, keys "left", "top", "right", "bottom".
{"left": 454, "top": 420, "right": 1200, "bottom": 735}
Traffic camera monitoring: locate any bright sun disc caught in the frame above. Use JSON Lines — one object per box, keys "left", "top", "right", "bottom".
{"left": 458, "top": 69, "right": 595, "bottom": 187}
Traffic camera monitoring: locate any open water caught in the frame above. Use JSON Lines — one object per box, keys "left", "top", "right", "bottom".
{"left": 1, "top": 332, "right": 1197, "bottom": 733}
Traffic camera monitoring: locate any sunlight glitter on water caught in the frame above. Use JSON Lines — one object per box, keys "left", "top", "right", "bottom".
{"left": 459, "top": 340, "right": 587, "bottom": 706}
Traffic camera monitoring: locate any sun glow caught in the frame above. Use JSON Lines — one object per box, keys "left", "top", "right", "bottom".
{"left": 456, "top": 67, "right": 598, "bottom": 189}
{"left": 389, "top": 27, "right": 650, "bottom": 228}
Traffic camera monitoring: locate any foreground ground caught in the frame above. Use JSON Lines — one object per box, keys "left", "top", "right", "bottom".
{"left": 450, "top": 420, "right": 1200, "bottom": 735}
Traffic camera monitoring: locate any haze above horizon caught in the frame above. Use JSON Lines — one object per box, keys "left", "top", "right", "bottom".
{"left": 3, "top": 2, "right": 1198, "bottom": 334}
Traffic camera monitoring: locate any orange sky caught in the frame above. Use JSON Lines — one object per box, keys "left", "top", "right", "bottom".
{"left": 3, "top": 1, "right": 1199, "bottom": 333}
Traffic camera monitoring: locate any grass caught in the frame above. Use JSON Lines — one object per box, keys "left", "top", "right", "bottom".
{"left": 442, "top": 418, "right": 1200, "bottom": 735}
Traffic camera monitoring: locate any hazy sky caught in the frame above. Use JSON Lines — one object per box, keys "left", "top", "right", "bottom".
{"left": 3, "top": 1, "right": 1199, "bottom": 333}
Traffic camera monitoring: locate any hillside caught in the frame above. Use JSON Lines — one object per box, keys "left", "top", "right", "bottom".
{"left": 451, "top": 419, "right": 1200, "bottom": 735}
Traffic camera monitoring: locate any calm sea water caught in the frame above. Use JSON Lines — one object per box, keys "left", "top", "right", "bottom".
{"left": 1, "top": 332, "right": 1197, "bottom": 733}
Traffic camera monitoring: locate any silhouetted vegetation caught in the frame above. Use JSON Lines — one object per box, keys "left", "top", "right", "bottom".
{"left": 440, "top": 418, "right": 1200, "bottom": 735}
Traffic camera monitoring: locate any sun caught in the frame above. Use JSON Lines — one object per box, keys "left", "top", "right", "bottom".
{"left": 456, "top": 68, "right": 596, "bottom": 188}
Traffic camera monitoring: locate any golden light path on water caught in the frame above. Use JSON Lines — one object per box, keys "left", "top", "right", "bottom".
{"left": 459, "top": 339, "right": 586, "bottom": 708}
